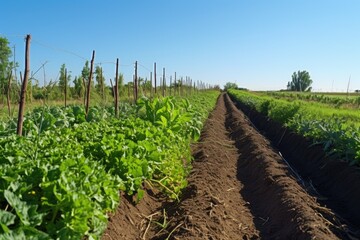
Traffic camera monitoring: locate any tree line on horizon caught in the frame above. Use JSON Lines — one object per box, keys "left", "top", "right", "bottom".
{"left": 224, "top": 70, "right": 314, "bottom": 92}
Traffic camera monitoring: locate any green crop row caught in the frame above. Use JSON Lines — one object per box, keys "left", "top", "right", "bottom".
{"left": 0, "top": 91, "right": 219, "bottom": 239}
{"left": 228, "top": 89, "right": 360, "bottom": 166}
{"left": 0, "top": 103, "right": 136, "bottom": 137}
{"left": 263, "top": 91, "right": 360, "bottom": 108}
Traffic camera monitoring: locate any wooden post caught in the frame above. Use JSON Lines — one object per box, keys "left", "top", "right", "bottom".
{"left": 17, "top": 34, "right": 31, "bottom": 136}
{"left": 173, "top": 73, "right": 176, "bottom": 96}
{"left": 187, "top": 77, "right": 189, "bottom": 95}
{"left": 110, "top": 78, "right": 114, "bottom": 97}
{"left": 134, "top": 61, "right": 138, "bottom": 103}
{"left": 189, "top": 78, "right": 191, "bottom": 95}
{"left": 101, "top": 67, "right": 105, "bottom": 102}
{"left": 64, "top": 68, "right": 67, "bottom": 107}
{"left": 181, "top": 77, "right": 183, "bottom": 96}
{"left": 115, "top": 58, "right": 119, "bottom": 117}
{"left": 85, "top": 50, "right": 95, "bottom": 116}
{"left": 150, "top": 71, "right": 152, "bottom": 98}
{"left": 154, "top": 62, "right": 157, "bottom": 94}
{"left": 162, "top": 67, "right": 165, "bottom": 97}
{"left": 190, "top": 78, "right": 192, "bottom": 95}
{"left": 169, "top": 76, "right": 172, "bottom": 96}
{"left": 189, "top": 78, "right": 191, "bottom": 94}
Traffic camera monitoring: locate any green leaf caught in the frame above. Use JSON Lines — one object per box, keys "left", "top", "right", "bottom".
{"left": 160, "top": 115, "right": 168, "bottom": 127}
{"left": 136, "top": 189, "right": 145, "bottom": 203}
{"left": 4, "top": 190, "right": 43, "bottom": 227}
{"left": 0, "top": 226, "right": 50, "bottom": 240}
{"left": 0, "top": 210, "right": 16, "bottom": 234}
{"left": 0, "top": 210, "right": 16, "bottom": 227}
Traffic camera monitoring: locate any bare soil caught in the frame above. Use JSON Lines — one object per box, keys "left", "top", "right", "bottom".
{"left": 103, "top": 93, "right": 359, "bottom": 240}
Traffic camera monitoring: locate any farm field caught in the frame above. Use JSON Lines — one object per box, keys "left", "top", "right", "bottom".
{"left": 1, "top": 89, "right": 360, "bottom": 239}
{"left": 259, "top": 91, "right": 360, "bottom": 109}
{"left": 103, "top": 93, "right": 360, "bottom": 239}
{"left": 0, "top": 91, "right": 219, "bottom": 239}
{"left": 3, "top": 2, "right": 360, "bottom": 239}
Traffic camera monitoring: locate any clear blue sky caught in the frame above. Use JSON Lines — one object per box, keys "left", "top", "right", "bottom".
{"left": 2, "top": 0, "right": 360, "bottom": 92}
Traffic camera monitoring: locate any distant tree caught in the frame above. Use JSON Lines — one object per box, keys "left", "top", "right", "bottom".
{"left": 58, "top": 64, "right": 71, "bottom": 94}
{"left": 224, "top": 82, "right": 238, "bottom": 90}
{"left": 81, "top": 60, "right": 94, "bottom": 88}
{"left": 95, "top": 66, "right": 105, "bottom": 99}
{"left": 82, "top": 61, "right": 89, "bottom": 78}
{"left": 0, "top": 37, "right": 14, "bottom": 101}
{"left": 287, "top": 70, "right": 313, "bottom": 92}
{"left": 115, "top": 73, "right": 124, "bottom": 97}
{"left": 73, "top": 76, "right": 84, "bottom": 98}
{"left": 355, "top": 90, "right": 360, "bottom": 93}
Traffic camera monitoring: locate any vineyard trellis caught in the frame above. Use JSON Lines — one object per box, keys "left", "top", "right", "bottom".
{"left": 6, "top": 34, "right": 218, "bottom": 136}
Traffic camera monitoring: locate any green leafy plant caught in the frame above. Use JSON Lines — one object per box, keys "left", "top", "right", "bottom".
{"left": 0, "top": 91, "right": 220, "bottom": 239}
{"left": 228, "top": 89, "right": 360, "bottom": 165}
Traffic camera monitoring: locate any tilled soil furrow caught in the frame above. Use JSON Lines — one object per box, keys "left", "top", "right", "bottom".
{"left": 156, "top": 92, "right": 260, "bottom": 239}
{"left": 230, "top": 93, "right": 360, "bottom": 234}
{"left": 223, "top": 93, "right": 344, "bottom": 239}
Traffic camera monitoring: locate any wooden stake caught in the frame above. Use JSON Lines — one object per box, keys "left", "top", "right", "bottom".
{"left": 174, "top": 72, "right": 177, "bottom": 96}
{"left": 98, "top": 66, "right": 104, "bottom": 102}
{"left": 162, "top": 67, "right": 165, "bottom": 97}
{"left": 150, "top": 71, "right": 152, "bottom": 98}
{"left": 85, "top": 50, "right": 95, "bottom": 116}
{"left": 347, "top": 75, "right": 351, "bottom": 97}
{"left": 190, "top": 78, "right": 192, "bottom": 95}
{"left": 154, "top": 62, "right": 157, "bottom": 94}
{"left": 170, "top": 76, "right": 172, "bottom": 96}
{"left": 115, "top": 58, "right": 119, "bottom": 117}
{"left": 17, "top": 34, "right": 31, "bottom": 136}
{"left": 181, "top": 77, "right": 183, "bottom": 96}
{"left": 110, "top": 78, "right": 114, "bottom": 96}
{"left": 134, "top": 61, "right": 138, "bottom": 103}
{"left": 64, "top": 68, "right": 67, "bottom": 107}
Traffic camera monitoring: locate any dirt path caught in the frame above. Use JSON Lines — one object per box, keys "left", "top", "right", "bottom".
{"left": 103, "top": 93, "right": 352, "bottom": 240}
